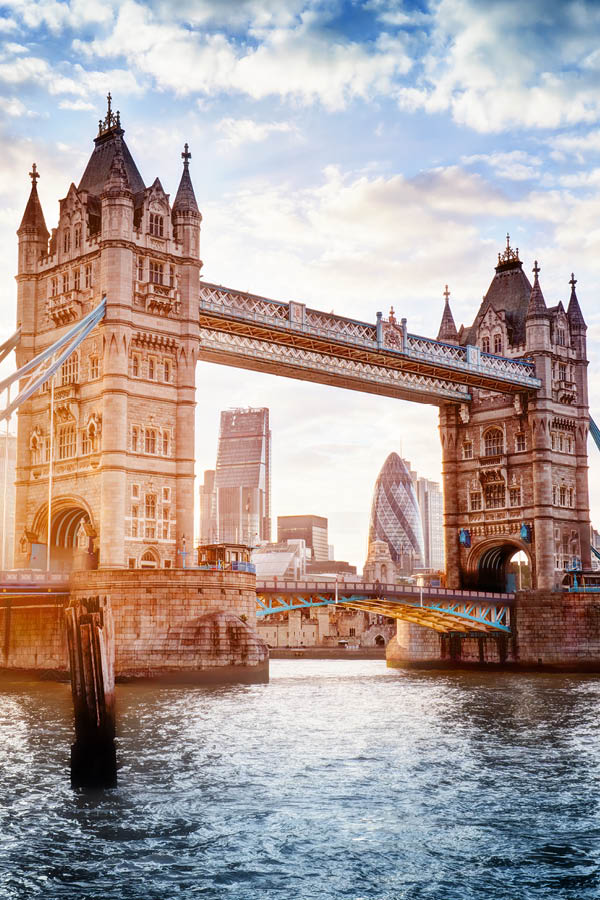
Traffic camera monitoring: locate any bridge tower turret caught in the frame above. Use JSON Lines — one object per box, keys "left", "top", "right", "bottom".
{"left": 439, "top": 238, "right": 590, "bottom": 593}
{"left": 13, "top": 98, "right": 202, "bottom": 572}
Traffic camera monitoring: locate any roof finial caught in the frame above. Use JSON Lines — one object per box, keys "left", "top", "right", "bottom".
{"left": 443, "top": 284, "right": 450, "bottom": 301}
{"left": 29, "top": 163, "right": 39, "bottom": 186}
{"left": 532, "top": 260, "right": 540, "bottom": 279}
{"left": 182, "top": 142, "right": 191, "bottom": 168}
{"left": 497, "top": 233, "right": 520, "bottom": 268}
{"left": 107, "top": 92, "right": 112, "bottom": 117}
{"left": 97, "top": 92, "right": 121, "bottom": 136}
{"left": 569, "top": 272, "right": 577, "bottom": 290}
{"left": 389, "top": 305, "right": 396, "bottom": 324}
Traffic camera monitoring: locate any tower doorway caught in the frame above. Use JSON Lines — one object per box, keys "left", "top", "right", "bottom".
{"left": 30, "top": 499, "right": 98, "bottom": 573}
{"left": 467, "top": 540, "right": 531, "bottom": 593}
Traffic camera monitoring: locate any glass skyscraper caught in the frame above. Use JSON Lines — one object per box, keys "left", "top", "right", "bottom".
{"left": 213, "top": 408, "right": 271, "bottom": 545}
{"left": 369, "top": 453, "right": 425, "bottom": 571}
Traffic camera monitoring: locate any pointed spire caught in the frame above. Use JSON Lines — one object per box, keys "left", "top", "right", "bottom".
{"left": 437, "top": 285, "right": 458, "bottom": 342}
{"left": 527, "top": 260, "right": 547, "bottom": 317}
{"left": 567, "top": 272, "right": 586, "bottom": 329}
{"left": 18, "top": 163, "right": 49, "bottom": 238}
{"left": 173, "top": 142, "right": 200, "bottom": 215}
{"left": 103, "top": 136, "right": 131, "bottom": 195}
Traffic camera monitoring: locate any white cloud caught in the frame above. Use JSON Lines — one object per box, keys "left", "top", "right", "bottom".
{"left": 550, "top": 129, "right": 600, "bottom": 163}
{"left": 73, "top": 0, "right": 413, "bottom": 109}
{"left": 462, "top": 150, "right": 542, "bottom": 182}
{"left": 398, "top": 0, "right": 600, "bottom": 132}
{"left": 216, "top": 116, "right": 295, "bottom": 147}
{"left": 58, "top": 98, "right": 95, "bottom": 110}
{"left": 0, "top": 97, "right": 31, "bottom": 116}
{"left": 2, "top": 0, "right": 114, "bottom": 34}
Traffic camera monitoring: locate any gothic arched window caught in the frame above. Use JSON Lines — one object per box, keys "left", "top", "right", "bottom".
{"left": 483, "top": 428, "right": 503, "bottom": 457}
{"left": 493, "top": 333, "right": 502, "bottom": 354}
{"left": 481, "top": 336, "right": 490, "bottom": 353}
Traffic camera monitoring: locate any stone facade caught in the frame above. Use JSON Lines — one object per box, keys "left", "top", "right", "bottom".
{"left": 14, "top": 103, "right": 200, "bottom": 571}
{"left": 0, "top": 569, "right": 268, "bottom": 681}
{"left": 387, "top": 591, "right": 600, "bottom": 672}
{"left": 439, "top": 242, "right": 590, "bottom": 593}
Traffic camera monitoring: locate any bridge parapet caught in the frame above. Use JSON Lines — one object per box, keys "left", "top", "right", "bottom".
{"left": 0, "top": 570, "right": 70, "bottom": 590}
{"left": 199, "top": 283, "right": 540, "bottom": 391}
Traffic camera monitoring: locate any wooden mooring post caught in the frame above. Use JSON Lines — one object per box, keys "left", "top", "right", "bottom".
{"left": 65, "top": 596, "right": 116, "bottom": 788}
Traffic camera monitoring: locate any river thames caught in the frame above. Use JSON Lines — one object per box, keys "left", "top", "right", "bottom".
{"left": 1, "top": 659, "right": 599, "bottom": 899}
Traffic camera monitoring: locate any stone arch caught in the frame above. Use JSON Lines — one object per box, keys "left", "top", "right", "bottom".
{"left": 140, "top": 547, "right": 160, "bottom": 569}
{"left": 465, "top": 537, "right": 532, "bottom": 593}
{"left": 30, "top": 495, "right": 97, "bottom": 572}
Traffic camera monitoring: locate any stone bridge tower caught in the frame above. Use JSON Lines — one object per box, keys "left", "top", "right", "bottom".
{"left": 438, "top": 239, "right": 590, "bottom": 592}
{"left": 14, "top": 97, "right": 201, "bottom": 571}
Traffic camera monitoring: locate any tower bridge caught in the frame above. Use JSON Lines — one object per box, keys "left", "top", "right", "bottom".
{"left": 0, "top": 97, "right": 595, "bottom": 672}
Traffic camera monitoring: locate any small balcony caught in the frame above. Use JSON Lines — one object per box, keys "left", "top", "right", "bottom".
{"left": 47, "top": 292, "right": 81, "bottom": 325}
{"left": 136, "top": 280, "right": 177, "bottom": 314}
{"left": 556, "top": 379, "right": 577, "bottom": 404}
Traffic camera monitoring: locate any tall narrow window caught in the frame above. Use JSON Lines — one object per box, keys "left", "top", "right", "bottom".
{"left": 149, "top": 261, "right": 163, "bottom": 284}
{"left": 169, "top": 265, "right": 175, "bottom": 287}
{"left": 493, "top": 334, "right": 502, "bottom": 354}
{"left": 483, "top": 428, "right": 503, "bottom": 457}
{"left": 145, "top": 494, "right": 156, "bottom": 519}
{"left": 481, "top": 336, "right": 490, "bottom": 353}
{"left": 137, "top": 257, "right": 144, "bottom": 281}
{"left": 61, "top": 354, "right": 78, "bottom": 386}
{"left": 63, "top": 230, "right": 71, "bottom": 253}
{"left": 462, "top": 441, "right": 473, "bottom": 460}
{"left": 62, "top": 272, "right": 69, "bottom": 293}
{"left": 470, "top": 492, "right": 482, "bottom": 511}
{"left": 149, "top": 213, "right": 164, "bottom": 237}
{"left": 148, "top": 358, "right": 155, "bottom": 380}
{"left": 164, "top": 359, "right": 171, "bottom": 382}
{"left": 50, "top": 277, "right": 58, "bottom": 297}
{"left": 74, "top": 224, "right": 81, "bottom": 249}
{"left": 132, "top": 427, "right": 138, "bottom": 452}
{"left": 145, "top": 429, "right": 156, "bottom": 454}
{"left": 58, "top": 425, "right": 76, "bottom": 460}
{"left": 90, "top": 356, "right": 99, "bottom": 380}
{"left": 559, "top": 363, "right": 567, "bottom": 382}
{"left": 162, "top": 431, "right": 169, "bottom": 455}
{"left": 85, "top": 264, "right": 92, "bottom": 288}
{"left": 132, "top": 355, "right": 139, "bottom": 377}
{"left": 515, "top": 433, "right": 526, "bottom": 452}
{"left": 73, "top": 268, "right": 81, "bottom": 291}
{"left": 509, "top": 487, "right": 521, "bottom": 507}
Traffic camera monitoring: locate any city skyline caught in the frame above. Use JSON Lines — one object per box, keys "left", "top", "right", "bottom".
{"left": 1, "top": 2, "right": 600, "bottom": 567}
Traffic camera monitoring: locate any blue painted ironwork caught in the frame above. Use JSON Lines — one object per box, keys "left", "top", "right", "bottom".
{"left": 590, "top": 416, "right": 600, "bottom": 454}
{"left": 0, "top": 297, "right": 107, "bottom": 420}
{"left": 256, "top": 580, "right": 513, "bottom": 634}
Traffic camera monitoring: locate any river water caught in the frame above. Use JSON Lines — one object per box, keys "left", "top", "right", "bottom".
{"left": 1, "top": 659, "right": 600, "bottom": 900}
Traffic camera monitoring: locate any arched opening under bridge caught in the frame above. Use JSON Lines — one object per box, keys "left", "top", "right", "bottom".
{"left": 30, "top": 498, "right": 98, "bottom": 573}
{"left": 466, "top": 539, "right": 532, "bottom": 593}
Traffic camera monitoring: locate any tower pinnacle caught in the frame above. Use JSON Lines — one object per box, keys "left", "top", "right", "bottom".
{"left": 173, "top": 142, "right": 200, "bottom": 216}
{"left": 18, "top": 162, "right": 49, "bottom": 239}
{"left": 567, "top": 271, "right": 586, "bottom": 329}
{"left": 527, "top": 260, "right": 547, "bottom": 317}
{"left": 437, "top": 284, "right": 458, "bottom": 342}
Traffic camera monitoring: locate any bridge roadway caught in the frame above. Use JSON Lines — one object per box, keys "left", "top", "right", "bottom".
{"left": 197, "top": 282, "right": 541, "bottom": 405}
{"left": 255, "top": 579, "right": 513, "bottom": 634}
{"left": 0, "top": 572, "right": 513, "bottom": 635}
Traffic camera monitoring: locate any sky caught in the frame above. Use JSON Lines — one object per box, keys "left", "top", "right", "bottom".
{"left": 1, "top": 0, "right": 600, "bottom": 568}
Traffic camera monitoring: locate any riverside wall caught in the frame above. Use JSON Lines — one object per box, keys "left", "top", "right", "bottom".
{"left": 386, "top": 590, "right": 600, "bottom": 672}
{"left": 0, "top": 569, "right": 268, "bottom": 683}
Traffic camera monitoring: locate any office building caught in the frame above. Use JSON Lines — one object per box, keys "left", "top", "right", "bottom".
{"left": 277, "top": 514, "right": 328, "bottom": 561}
{"left": 198, "top": 469, "right": 217, "bottom": 545}
{"left": 416, "top": 477, "right": 445, "bottom": 571}
{"left": 368, "top": 453, "right": 425, "bottom": 573}
{"left": 214, "top": 407, "right": 271, "bottom": 545}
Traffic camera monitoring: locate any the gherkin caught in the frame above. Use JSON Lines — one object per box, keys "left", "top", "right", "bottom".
{"left": 368, "top": 453, "right": 424, "bottom": 569}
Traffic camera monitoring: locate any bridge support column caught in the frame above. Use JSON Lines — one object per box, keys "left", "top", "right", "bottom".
{"left": 440, "top": 405, "right": 460, "bottom": 588}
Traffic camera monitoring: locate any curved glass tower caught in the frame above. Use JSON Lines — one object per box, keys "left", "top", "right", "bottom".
{"left": 369, "top": 453, "right": 425, "bottom": 570}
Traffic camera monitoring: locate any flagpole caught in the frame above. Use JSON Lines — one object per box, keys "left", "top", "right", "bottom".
{"left": 47, "top": 369, "right": 55, "bottom": 573}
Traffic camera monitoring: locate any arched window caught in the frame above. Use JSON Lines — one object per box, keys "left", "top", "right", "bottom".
{"left": 140, "top": 549, "right": 159, "bottom": 569}
{"left": 481, "top": 336, "right": 490, "bottom": 353}
{"left": 483, "top": 428, "right": 503, "bottom": 457}
{"left": 145, "top": 428, "right": 156, "bottom": 454}
{"left": 493, "top": 333, "right": 502, "bottom": 354}
{"left": 61, "top": 353, "right": 79, "bottom": 385}
{"left": 58, "top": 424, "right": 76, "bottom": 460}
{"left": 132, "top": 354, "right": 140, "bottom": 377}
{"left": 63, "top": 229, "right": 71, "bottom": 254}
{"left": 74, "top": 224, "right": 81, "bottom": 249}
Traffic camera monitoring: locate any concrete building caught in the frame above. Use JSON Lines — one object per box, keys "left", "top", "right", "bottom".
{"left": 416, "top": 477, "right": 444, "bottom": 571}
{"left": 198, "top": 469, "right": 217, "bottom": 545}
{"left": 215, "top": 407, "right": 271, "bottom": 546}
{"left": 0, "top": 433, "right": 16, "bottom": 568}
{"left": 251, "top": 539, "right": 307, "bottom": 580}
{"left": 277, "top": 514, "right": 328, "bottom": 561}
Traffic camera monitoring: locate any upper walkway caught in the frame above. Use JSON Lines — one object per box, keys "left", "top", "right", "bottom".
{"left": 198, "top": 282, "right": 541, "bottom": 405}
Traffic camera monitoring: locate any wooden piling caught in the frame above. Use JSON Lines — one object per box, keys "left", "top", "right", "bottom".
{"left": 65, "top": 595, "right": 116, "bottom": 788}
